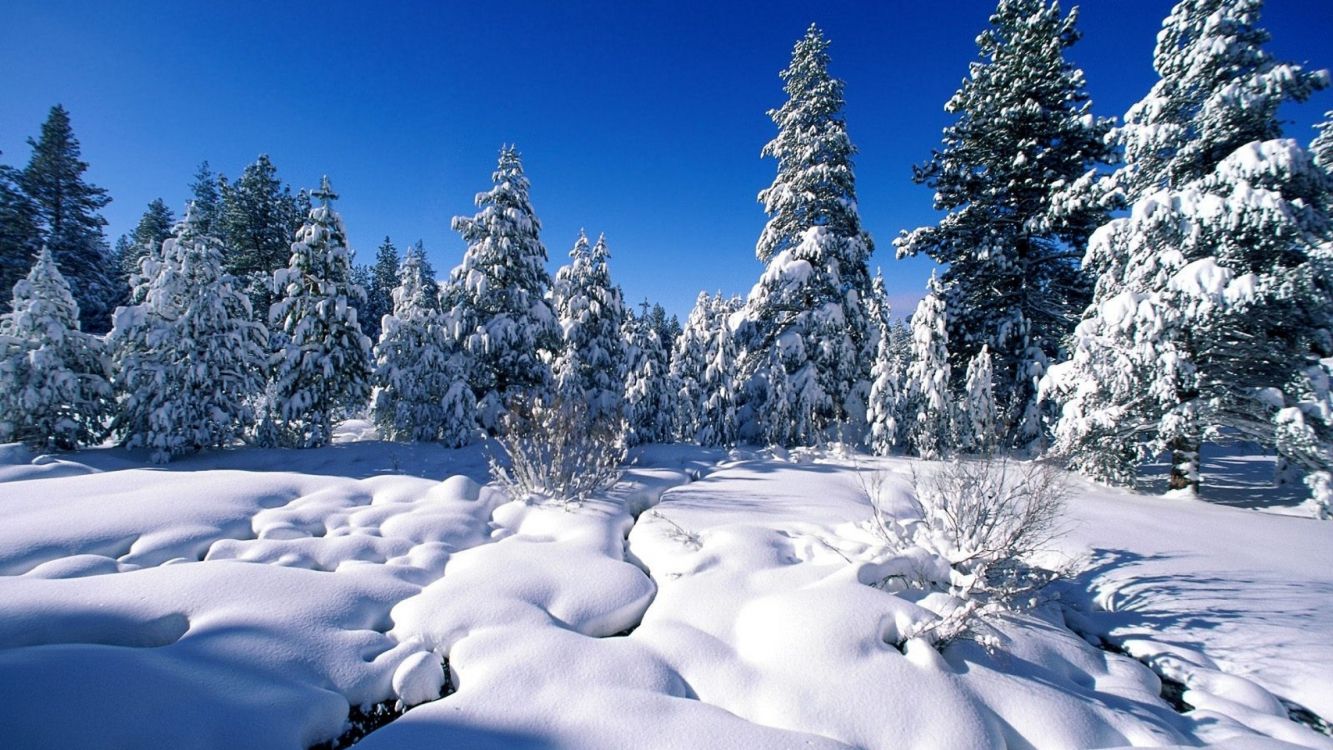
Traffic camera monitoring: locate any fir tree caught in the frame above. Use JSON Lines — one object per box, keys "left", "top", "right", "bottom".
{"left": 670, "top": 291, "right": 713, "bottom": 442}
{"left": 698, "top": 294, "right": 742, "bottom": 447}
{"left": 903, "top": 275, "right": 952, "bottom": 459}
{"left": 218, "top": 155, "right": 305, "bottom": 317}
{"left": 0, "top": 247, "right": 111, "bottom": 449}
{"left": 0, "top": 157, "right": 39, "bottom": 311}
{"left": 19, "top": 105, "right": 116, "bottom": 333}
{"left": 372, "top": 243, "right": 475, "bottom": 445}
{"left": 639, "top": 300, "right": 682, "bottom": 364}
{"left": 866, "top": 272, "right": 901, "bottom": 455}
{"left": 362, "top": 236, "right": 400, "bottom": 342}
{"left": 742, "top": 24, "right": 875, "bottom": 444}
{"left": 895, "top": 0, "right": 1114, "bottom": 449}
{"left": 622, "top": 308, "right": 676, "bottom": 446}
{"left": 189, "top": 161, "right": 222, "bottom": 237}
{"left": 551, "top": 232, "right": 627, "bottom": 422}
{"left": 115, "top": 199, "right": 175, "bottom": 295}
{"left": 109, "top": 205, "right": 268, "bottom": 461}
{"left": 957, "top": 345, "right": 998, "bottom": 454}
{"left": 445, "top": 146, "right": 560, "bottom": 433}
{"left": 265, "top": 177, "right": 373, "bottom": 448}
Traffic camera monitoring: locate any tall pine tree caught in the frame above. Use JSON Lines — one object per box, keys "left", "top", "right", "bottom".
{"left": 896, "top": 0, "right": 1114, "bottom": 448}
{"left": 0, "top": 156, "right": 39, "bottom": 311}
{"left": 551, "top": 232, "right": 627, "bottom": 422}
{"left": 623, "top": 307, "right": 676, "bottom": 446}
{"left": 19, "top": 105, "right": 116, "bottom": 333}
{"left": 445, "top": 146, "right": 559, "bottom": 433}
{"left": 741, "top": 24, "right": 875, "bottom": 444}
{"left": 218, "top": 155, "right": 306, "bottom": 317}
{"left": 361, "top": 236, "right": 400, "bottom": 342}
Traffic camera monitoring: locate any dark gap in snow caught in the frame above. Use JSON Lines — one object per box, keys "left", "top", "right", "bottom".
{"left": 309, "top": 657, "right": 456, "bottom": 750}
{"left": 1080, "top": 634, "right": 1195, "bottom": 713}
{"left": 1279, "top": 698, "right": 1333, "bottom": 737}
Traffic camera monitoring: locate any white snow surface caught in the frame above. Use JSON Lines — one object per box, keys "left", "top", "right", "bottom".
{"left": 0, "top": 433, "right": 1329, "bottom": 749}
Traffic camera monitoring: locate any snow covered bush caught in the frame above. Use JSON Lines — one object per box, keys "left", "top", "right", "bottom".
{"left": 488, "top": 392, "right": 627, "bottom": 506}
{"left": 0, "top": 246, "right": 112, "bottom": 449}
{"left": 863, "top": 458, "right": 1068, "bottom": 648}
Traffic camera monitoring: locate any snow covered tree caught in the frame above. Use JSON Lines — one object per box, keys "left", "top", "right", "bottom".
{"left": 866, "top": 273, "right": 902, "bottom": 455}
{"left": 896, "top": 0, "right": 1115, "bottom": 449}
{"left": 445, "top": 146, "right": 560, "bottom": 433}
{"left": 623, "top": 308, "right": 676, "bottom": 446}
{"left": 218, "top": 154, "right": 306, "bottom": 316}
{"left": 1111, "top": 0, "right": 1328, "bottom": 200}
{"left": 0, "top": 246, "right": 111, "bottom": 449}
{"left": 903, "top": 276, "right": 953, "bottom": 459}
{"left": 372, "top": 243, "right": 475, "bottom": 445}
{"left": 188, "top": 161, "right": 222, "bottom": 237}
{"left": 360, "top": 236, "right": 400, "bottom": 343}
{"left": 698, "top": 294, "right": 742, "bottom": 447}
{"left": 1045, "top": 139, "right": 1333, "bottom": 493}
{"left": 265, "top": 177, "right": 373, "bottom": 448}
{"left": 109, "top": 205, "right": 268, "bottom": 462}
{"left": 740, "top": 24, "right": 875, "bottom": 445}
{"left": 670, "top": 291, "right": 713, "bottom": 441}
{"left": 20, "top": 105, "right": 116, "bottom": 333}
{"left": 551, "top": 231, "right": 628, "bottom": 423}
{"left": 640, "top": 301, "right": 682, "bottom": 363}
{"left": 0, "top": 158, "right": 39, "bottom": 312}
{"left": 115, "top": 199, "right": 175, "bottom": 296}
{"left": 957, "top": 345, "right": 998, "bottom": 454}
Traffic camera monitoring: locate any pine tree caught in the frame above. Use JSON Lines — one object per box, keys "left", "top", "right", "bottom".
{"left": 19, "top": 106, "right": 116, "bottom": 334}
{"left": 109, "top": 205, "right": 268, "bottom": 461}
{"left": 445, "top": 146, "right": 560, "bottom": 433}
{"left": 742, "top": 24, "right": 875, "bottom": 444}
{"left": 622, "top": 308, "right": 676, "bottom": 446}
{"left": 0, "top": 157, "right": 39, "bottom": 312}
{"left": 551, "top": 232, "right": 628, "bottom": 422}
{"left": 361, "top": 236, "right": 400, "bottom": 342}
{"left": 115, "top": 199, "right": 175, "bottom": 294}
{"left": 895, "top": 0, "right": 1114, "bottom": 449}
{"left": 372, "top": 243, "right": 476, "bottom": 445}
{"left": 265, "top": 177, "right": 373, "bottom": 448}
{"left": 1111, "top": 0, "right": 1328, "bottom": 200}
{"left": 218, "top": 155, "right": 306, "bottom": 317}
{"left": 670, "top": 291, "right": 713, "bottom": 442}
{"left": 903, "top": 276, "right": 953, "bottom": 459}
{"left": 0, "top": 247, "right": 111, "bottom": 449}
{"left": 639, "top": 300, "right": 682, "bottom": 365}
{"left": 957, "top": 345, "right": 998, "bottom": 454}
{"left": 188, "top": 162, "right": 222, "bottom": 237}
{"left": 866, "top": 273, "right": 901, "bottom": 455}
{"left": 698, "top": 294, "right": 742, "bottom": 447}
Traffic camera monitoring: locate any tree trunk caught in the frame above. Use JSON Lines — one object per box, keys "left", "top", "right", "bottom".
{"left": 1167, "top": 435, "right": 1200, "bottom": 493}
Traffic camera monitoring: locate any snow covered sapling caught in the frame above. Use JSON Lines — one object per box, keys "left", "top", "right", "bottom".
{"left": 265, "top": 177, "right": 373, "bottom": 448}
{"left": 862, "top": 458, "right": 1069, "bottom": 649}
{"left": 866, "top": 272, "right": 902, "bottom": 455}
{"left": 550, "top": 232, "right": 627, "bottom": 423}
{"left": 488, "top": 391, "right": 627, "bottom": 506}
{"left": 622, "top": 306, "right": 676, "bottom": 446}
{"left": 956, "top": 345, "right": 998, "bottom": 454}
{"left": 0, "top": 246, "right": 112, "bottom": 449}
{"left": 903, "top": 276, "right": 953, "bottom": 459}
{"left": 372, "top": 243, "right": 476, "bottom": 446}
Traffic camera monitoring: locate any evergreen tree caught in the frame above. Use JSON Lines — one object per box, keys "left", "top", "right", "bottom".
{"left": 189, "top": 161, "right": 222, "bottom": 237}
{"left": 115, "top": 199, "right": 175, "bottom": 296}
{"left": 742, "top": 24, "right": 875, "bottom": 444}
{"left": 639, "top": 300, "right": 682, "bottom": 364}
{"left": 445, "top": 146, "right": 559, "bottom": 433}
{"left": 957, "top": 345, "right": 998, "bottom": 454}
{"left": 903, "top": 275, "right": 953, "bottom": 459}
{"left": 265, "top": 177, "right": 373, "bottom": 448}
{"left": 19, "top": 105, "right": 116, "bottom": 333}
{"left": 622, "top": 308, "right": 676, "bottom": 446}
{"left": 670, "top": 291, "right": 713, "bottom": 442}
{"left": 362, "top": 236, "right": 400, "bottom": 342}
{"left": 0, "top": 247, "right": 111, "bottom": 449}
{"left": 0, "top": 157, "right": 39, "bottom": 311}
{"left": 895, "top": 0, "right": 1114, "bottom": 449}
{"left": 218, "top": 154, "right": 305, "bottom": 317}
{"left": 109, "top": 206, "right": 268, "bottom": 462}
{"left": 698, "top": 294, "right": 742, "bottom": 447}
{"left": 1111, "top": 0, "right": 1327, "bottom": 200}
{"left": 551, "top": 232, "right": 627, "bottom": 422}
{"left": 866, "top": 273, "right": 901, "bottom": 455}
{"left": 1045, "top": 138, "right": 1333, "bottom": 493}
{"left": 1313, "top": 113, "right": 1333, "bottom": 172}
{"left": 372, "top": 243, "right": 475, "bottom": 445}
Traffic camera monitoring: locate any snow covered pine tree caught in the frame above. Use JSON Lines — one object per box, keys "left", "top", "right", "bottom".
{"left": 550, "top": 231, "right": 628, "bottom": 424}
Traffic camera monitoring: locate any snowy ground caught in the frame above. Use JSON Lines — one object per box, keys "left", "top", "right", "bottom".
{"left": 0, "top": 428, "right": 1329, "bottom": 749}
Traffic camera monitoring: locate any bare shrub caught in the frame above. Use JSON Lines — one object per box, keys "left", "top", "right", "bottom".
{"left": 488, "top": 392, "right": 627, "bottom": 506}
{"left": 861, "top": 457, "right": 1070, "bottom": 648}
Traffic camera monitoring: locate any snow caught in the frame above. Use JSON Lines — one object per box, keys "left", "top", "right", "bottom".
{"left": 1, "top": 436, "right": 1330, "bottom": 749}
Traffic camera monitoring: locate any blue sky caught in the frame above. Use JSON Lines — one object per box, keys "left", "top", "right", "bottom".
{"left": 2, "top": 0, "right": 1330, "bottom": 319}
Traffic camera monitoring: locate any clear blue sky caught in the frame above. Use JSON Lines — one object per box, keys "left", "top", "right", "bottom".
{"left": 2, "top": 0, "right": 1330, "bottom": 320}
